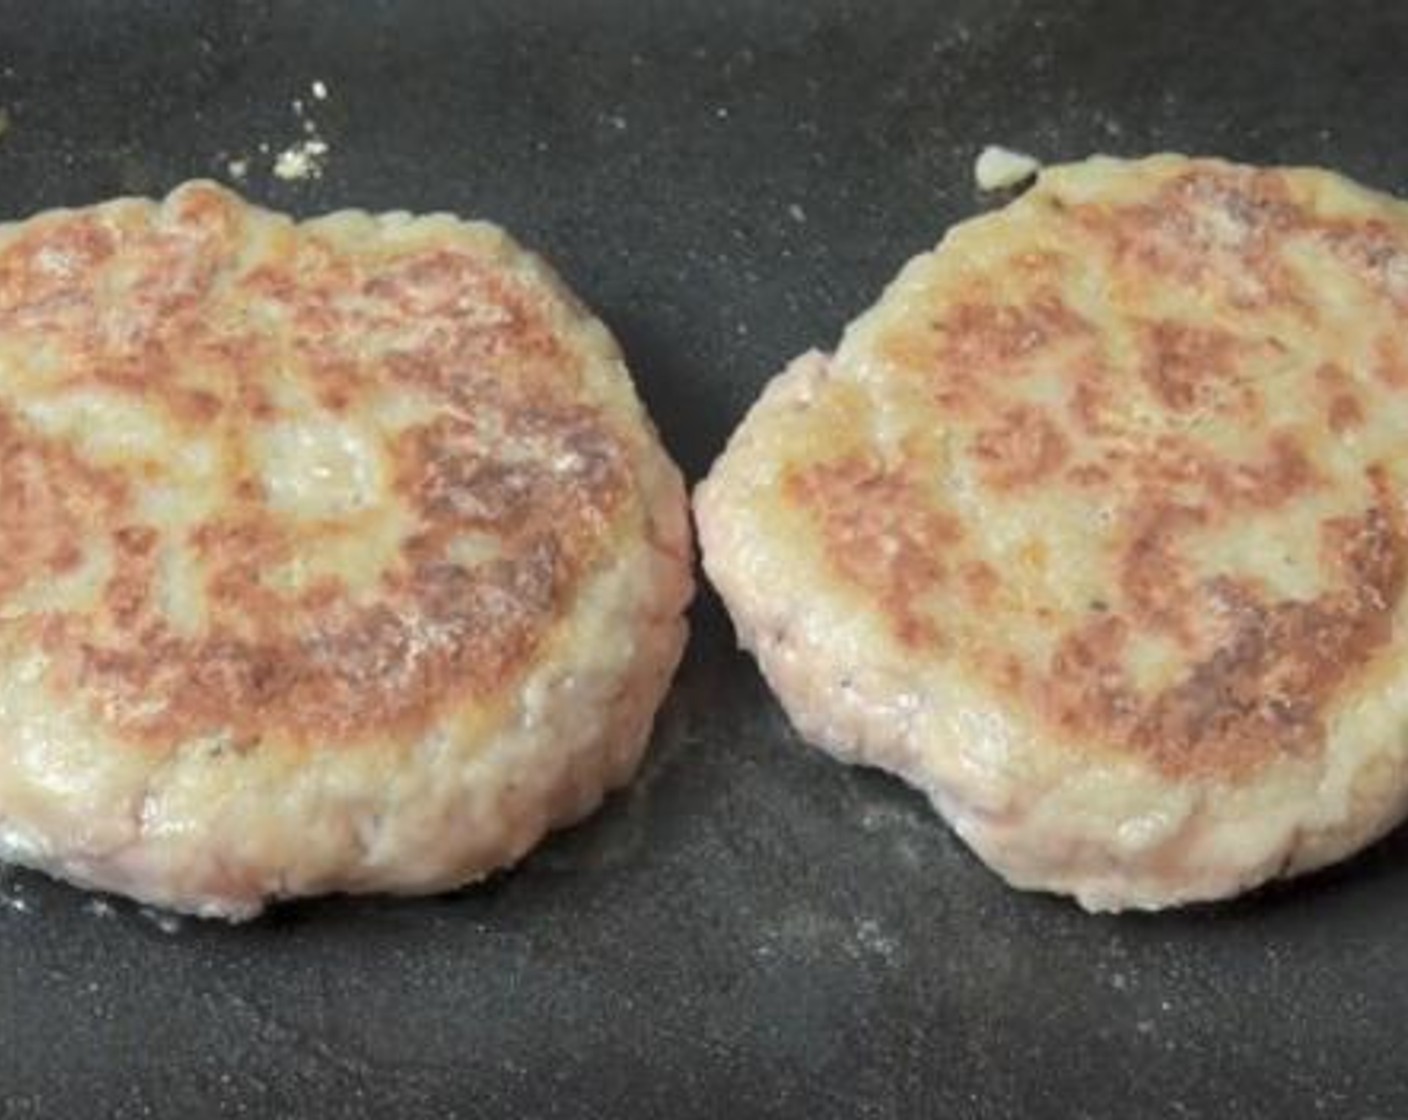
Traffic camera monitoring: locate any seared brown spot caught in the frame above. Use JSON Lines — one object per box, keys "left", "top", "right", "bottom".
{"left": 1321, "top": 218, "right": 1408, "bottom": 309}
{"left": 881, "top": 293, "right": 1091, "bottom": 417}
{"left": 1126, "top": 435, "right": 1219, "bottom": 493}
{"left": 1044, "top": 615, "right": 1139, "bottom": 738}
{"left": 1373, "top": 335, "right": 1408, "bottom": 389}
{"left": 999, "top": 655, "right": 1026, "bottom": 691}
{"left": 67, "top": 395, "right": 631, "bottom": 746}
{"left": 1133, "top": 500, "right": 1403, "bottom": 776}
{"left": 76, "top": 535, "right": 575, "bottom": 744}
{"left": 934, "top": 295, "right": 1090, "bottom": 370}
{"left": 1138, "top": 320, "right": 1243, "bottom": 412}
{"left": 1328, "top": 394, "right": 1365, "bottom": 434}
{"left": 0, "top": 184, "right": 637, "bottom": 750}
{"left": 787, "top": 455, "right": 960, "bottom": 648}
{"left": 192, "top": 516, "right": 291, "bottom": 625}
{"left": 1175, "top": 168, "right": 1303, "bottom": 238}
{"left": 171, "top": 388, "right": 223, "bottom": 425}
{"left": 0, "top": 215, "right": 116, "bottom": 315}
{"left": 1069, "top": 373, "right": 1118, "bottom": 437}
{"left": 962, "top": 560, "right": 1000, "bottom": 608}
{"left": 1119, "top": 502, "right": 1207, "bottom": 641}
{"left": 972, "top": 404, "right": 1070, "bottom": 490}
{"left": 318, "top": 384, "right": 352, "bottom": 413}
{"left": 1316, "top": 363, "right": 1366, "bottom": 434}
{"left": 1120, "top": 433, "right": 1316, "bottom": 511}
{"left": 1210, "top": 433, "right": 1318, "bottom": 509}
{"left": 1066, "top": 462, "right": 1113, "bottom": 486}
{"left": 1034, "top": 495, "right": 1406, "bottom": 780}
{"left": 0, "top": 411, "right": 125, "bottom": 600}
{"left": 1079, "top": 166, "right": 1310, "bottom": 312}
{"left": 105, "top": 525, "right": 161, "bottom": 627}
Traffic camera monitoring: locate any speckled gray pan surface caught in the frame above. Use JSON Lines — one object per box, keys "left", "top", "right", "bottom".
{"left": 1, "top": 2, "right": 1406, "bottom": 1117}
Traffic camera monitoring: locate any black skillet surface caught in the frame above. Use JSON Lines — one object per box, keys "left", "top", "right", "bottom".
{"left": 1, "top": 2, "right": 1407, "bottom": 1117}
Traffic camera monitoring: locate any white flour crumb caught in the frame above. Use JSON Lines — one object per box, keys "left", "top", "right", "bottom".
{"left": 787, "top": 202, "right": 806, "bottom": 223}
{"left": 974, "top": 144, "right": 1041, "bottom": 191}
{"left": 226, "top": 157, "right": 249, "bottom": 180}
{"left": 311, "top": 79, "right": 329, "bottom": 100}
{"left": 85, "top": 897, "right": 115, "bottom": 919}
{"left": 2, "top": 879, "right": 29, "bottom": 914}
{"left": 139, "top": 906, "right": 183, "bottom": 935}
{"left": 274, "top": 138, "right": 329, "bottom": 181}
{"left": 855, "top": 917, "right": 898, "bottom": 963}
{"left": 291, "top": 97, "right": 304, "bottom": 115}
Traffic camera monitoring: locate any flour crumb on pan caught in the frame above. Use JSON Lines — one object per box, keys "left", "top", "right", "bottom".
{"left": 223, "top": 79, "right": 334, "bottom": 185}
{"left": 698, "top": 154, "right": 1408, "bottom": 911}
{"left": 272, "top": 137, "right": 329, "bottom": 180}
{"left": 0, "top": 182, "right": 692, "bottom": 919}
{"left": 974, "top": 145, "right": 1041, "bottom": 191}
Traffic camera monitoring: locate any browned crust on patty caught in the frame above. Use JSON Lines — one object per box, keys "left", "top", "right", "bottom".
{"left": 784, "top": 455, "right": 961, "bottom": 649}
{"left": 779, "top": 158, "right": 1408, "bottom": 780}
{"left": 0, "top": 183, "right": 641, "bottom": 752}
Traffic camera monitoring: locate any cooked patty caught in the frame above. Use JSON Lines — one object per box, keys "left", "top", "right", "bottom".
{"left": 697, "top": 155, "right": 1408, "bottom": 911}
{"left": 0, "top": 182, "right": 692, "bottom": 919}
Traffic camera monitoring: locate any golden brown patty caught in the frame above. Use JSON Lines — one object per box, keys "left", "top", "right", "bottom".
{"left": 0, "top": 182, "right": 692, "bottom": 918}
{"left": 697, "top": 155, "right": 1408, "bottom": 910}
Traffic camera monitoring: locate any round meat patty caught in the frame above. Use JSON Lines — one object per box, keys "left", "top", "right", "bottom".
{"left": 697, "top": 154, "right": 1408, "bottom": 911}
{"left": 0, "top": 182, "right": 692, "bottom": 919}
